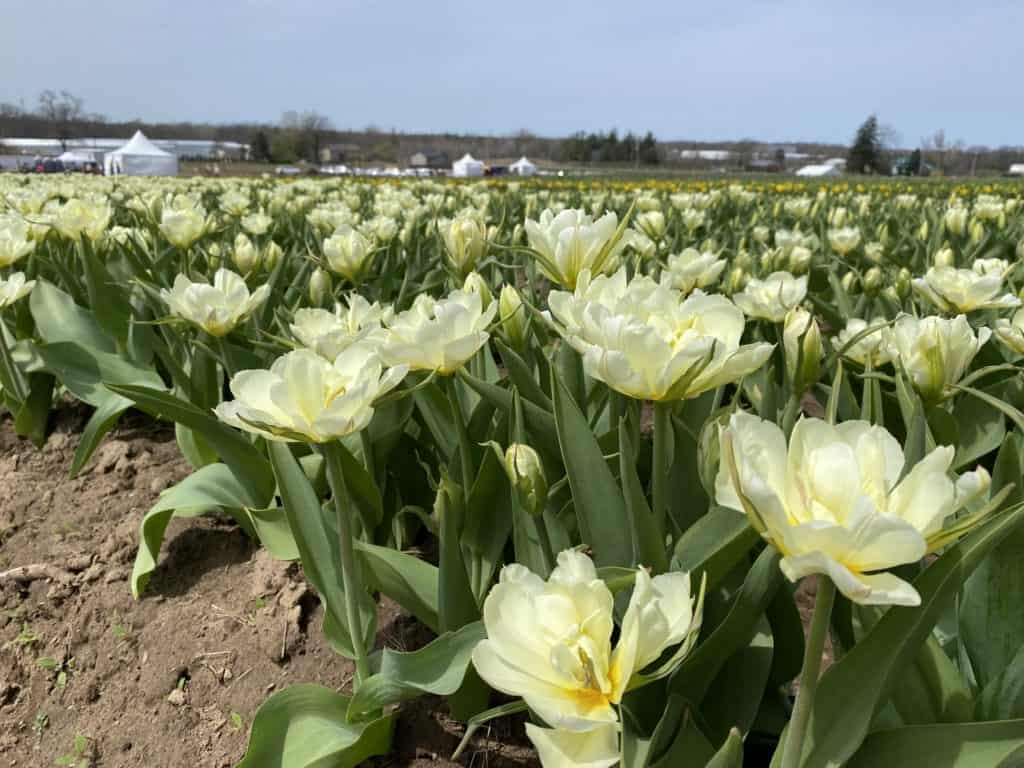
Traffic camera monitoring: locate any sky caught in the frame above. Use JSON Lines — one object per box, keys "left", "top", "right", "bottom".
{"left": 2, "top": 0, "right": 1022, "bottom": 148}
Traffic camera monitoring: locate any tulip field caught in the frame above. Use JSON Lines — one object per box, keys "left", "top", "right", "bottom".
{"left": 4, "top": 173, "right": 1024, "bottom": 767}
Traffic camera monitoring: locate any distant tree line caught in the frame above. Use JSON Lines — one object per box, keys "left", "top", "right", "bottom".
{"left": 560, "top": 129, "right": 660, "bottom": 164}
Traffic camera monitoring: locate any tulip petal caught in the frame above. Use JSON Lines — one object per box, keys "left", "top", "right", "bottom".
{"left": 525, "top": 724, "right": 620, "bottom": 768}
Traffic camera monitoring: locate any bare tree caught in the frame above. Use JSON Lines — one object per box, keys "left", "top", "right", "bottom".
{"left": 36, "top": 90, "right": 86, "bottom": 147}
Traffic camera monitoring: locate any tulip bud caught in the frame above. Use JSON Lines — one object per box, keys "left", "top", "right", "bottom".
{"left": 895, "top": 267, "right": 912, "bottom": 299}
{"left": 752, "top": 225, "right": 770, "bottom": 244}
{"left": 877, "top": 222, "right": 890, "bottom": 246}
{"left": 934, "top": 245, "right": 955, "bottom": 268}
{"left": 263, "top": 241, "right": 283, "bottom": 271}
{"left": 734, "top": 250, "right": 753, "bottom": 272}
{"left": 232, "top": 232, "right": 259, "bottom": 273}
{"left": 864, "top": 242, "right": 884, "bottom": 264}
{"left": 970, "top": 220, "right": 985, "bottom": 243}
{"left": 462, "top": 271, "right": 493, "bottom": 310}
{"left": 636, "top": 210, "right": 667, "bottom": 241}
{"left": 841, "top": 271, "right": 858, "bottom": 293}
{"left": 504, "top": 443, "right": 548, "bottom": 517}
{"left": 882, "top": 285, "right": 901, "bottom": 304}
{"left": 944, "top": 206, "right": 968, "bottom": 236}
{"left": 207, "top": 242, "right": 221, "bottom": 269}
{"left": 784, "top": 307, "right": 822, "bottom": 394}
{"left": 512, "top": 223, "right": 524, "bottom": 245}
{"left": 500, "top": 285, "right": 527, "bottom": 351}
{"left": 919, "top": 220, "right": 929, "bottom": 242}
{"left": 788, "top": 245, "right": 812, "bottom": 274}
{"left": 863, "top": 266, "right": 883, "bottom": 295}
{"left": 724, "top": 267, "right": 747, "bottom": 294}
{"left": 759, "top": 251, "right": 774, "bottom": 272}
{"left": 309, "top": 267, "right": 331, "bottom": 306}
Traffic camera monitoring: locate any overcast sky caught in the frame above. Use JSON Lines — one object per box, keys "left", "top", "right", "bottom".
{"left": 2, "top": 0, "right": 1021, "bottom": 147}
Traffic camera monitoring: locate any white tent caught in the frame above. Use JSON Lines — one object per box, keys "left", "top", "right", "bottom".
{"left": 452, "top": 153, "right": 484, "bottom": 178}
{"left": 509, "top": 156, "right": 537, "bottom": 176}
{"left": 57, "top": 150, "right": 97, "bottom": 165}
{"left": 1009, "top": 164, "right": 1024, "bottom": 177}
{"left": 795, "top": 164, "right": 841, "bottom": 178}
{"left": 103, "top": 131, "right": 178, "bottom": 176}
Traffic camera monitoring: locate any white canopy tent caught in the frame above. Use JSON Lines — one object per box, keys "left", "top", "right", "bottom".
{"left": 795, "top": 164, "right": 841, "bottom": 178}
{"left": 452, "top": 153, "right": 484, "bottom": 177}
{"left": 509, "top": 156, "right": 537, "bottom": 176}
{"left": 103, "top": 131, "right": 179, "bottom": 176}
{"left": 56, "top": 150, "right": 97, "bottom": 165}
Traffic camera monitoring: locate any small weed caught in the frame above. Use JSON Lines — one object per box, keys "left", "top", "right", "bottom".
{"left": 229, "top": 711, "right": 244, "bottom": 731}
{"left": 54, "top": 733, "right": 90, "bottom": 768}
{"left": 33, "top": 711, "right": 49, "bottom": 736}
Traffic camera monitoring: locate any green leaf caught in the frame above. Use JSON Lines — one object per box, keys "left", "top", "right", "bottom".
{"left": 131, "top": 462, "right": 259, "bottom": 597}
{"left": 799, "top": 503, "right": 1024, "bottom": 768}
{"left": 670, "top": 507, "right": 759, "bottom": 590}
{"left": 883, "top": 620, "right": 973, "bottom": 725}
{"left": 29, "top": 279, "right": 114, "bottom": 352}
{"left": 976, "top": 644, "right": 1024, "bottom": 721}
{"left": 619, "top": 421, "right": 669, "bottom": 573}
{"left": 953, "top": 393, "right": 1005, "bottom": 470}
{"left": 960, "top": 432, "right": 1024, "bottom": 691}
{"left": 462, "top": 445, "right": 513, "bottom": 599}
{"left": 36, "top": 341, "right": 161, "bottom": 408}
{"left": 700, "top": 616, "right": 774, "bottom": 741}
{"left": 107, "top": 383, "right": 273, "bottom": 505}
{"left": 70, "top": 398, "right": 130, "bottom": 477}
{"left": 551, "top": 366, "right": 634, "bottom": 568}
{"left": 495, "top": 338, "right": 551, "bottom": 410}
{"left": 845, "top": 720, "right": 1024, "bottom": 767}
{"left": 78, "top": 240, "right": 132, "bottom": 345}
{"left": 669, "top": 547, "right": 783, "bottom": 704}
{"left": 236, "top": 685, "right": 394, "bottom": 768}
{"left": 706, "top": 728, "right": 745, "bottom": 768}
{"left": 13, "top": 372, "right": 54, "bottom": 447}
{"left": 247, "top": 506, "right": 300, "bottom": 561}
{"left": 347, "top": 622, "right": 486, "bottom": 720}
{"left": 668, "top": 413, "right": 712, "bottom": 532}
{"left": 435, "top": 477, "right": 479, "bottom": 632}
{"left": 356, "top": 541, "right": 439, "bottom": 634}
{"left": 459, "top": 369, "right": 560, "bottom": 460}
{"left": 268, "top": 442, "right": 375, "bottom": 658}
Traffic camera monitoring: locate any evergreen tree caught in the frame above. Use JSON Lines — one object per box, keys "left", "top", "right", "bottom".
{"left": 848, "top": 115, "right": 884, "bottom": 174}
{"left": 639, "top": 132, "right": 659, "bottom": 165}
{"left": 251, "top": 130, "right": 272, "bottom": 162}
{"left": 907, "top": 148, "right": 922, "bottom": 175}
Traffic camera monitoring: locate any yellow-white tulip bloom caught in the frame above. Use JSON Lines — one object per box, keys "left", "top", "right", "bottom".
{"left": 323, "top": 225, "right": 374, "bottom": 284}
{"left": 733, "top": 271, "right": 808, "bottom": 322}
{"left": 290, "top": 295, "right": 392, "bottom": 362}
{"left": 440, "top": 214, "right": 487, "bottom": 277}
{"left": 912, "top": 264, "right": 1020, "bottom": 313}
{"left": 783, "top": 307, "right": 822, "bottom": 393}
{"left": 160, "top": 268, "right": 269, "bottom": 337}
{"left": 381, "top": 289, "right": 496, "bottom": 375}
{"left": 548, "top": 268, "right": 773, "bottom": 402}
{"left": 215, "top": 346, "right": 406, "bottom": 443}
{"left": 0, "top": 215, "right": 36, "bottom": 268}
{"left": 473, "top": 550, "right": 701, "bottom": 767}
{"left": 525, "top": 208, "right": 628, "bottom": 290}
{"left": 661, "top": 248, "right": 726, "bottom": 295}
{"left": 886, "top": 314, "right": 990, "bottom": 403}
{"left": 53, "top": 198, "right": 112, "bottom": 242}
{"left": 827, "top": 226, "right": 861, "bottom": 255}
{"left": 716, "top": 412, "right": 991, "bottom": 606}
{"left": 0, "top": 272, "right": 36, "bottom": 309}
{"left": 635, "top": 210, "right": 666, "bottom": 241}
{"left": 831, "top": 318, "right": 892, "bottom": 367}
{"left": 160, "top": 206, "right": 209, "bottom": 249}
{"left": 241, "top": 210, "right": 272, "bottom": 236}
{"left": 994, "top": 308, "right": 1024, "bottom": 356}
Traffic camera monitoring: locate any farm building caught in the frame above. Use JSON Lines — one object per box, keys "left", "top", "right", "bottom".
{"left": 452, "top": 153, "right": 484, "bottom": 177}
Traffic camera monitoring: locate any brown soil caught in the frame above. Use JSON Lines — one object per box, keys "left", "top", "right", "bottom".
{"left": 0, "top": 407, "right": 538, "bottom": 768}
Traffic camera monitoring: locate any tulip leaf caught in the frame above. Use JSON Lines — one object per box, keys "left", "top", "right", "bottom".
{"left": 412, "top": 381, "right": 458, "bottom": 460}
{"left": 236, "top": 684, "right": 394, "bottom": 768}
{"left": 106, "top": 383, "right": 274, "bottom": 505}
{"left": 36, "top": 341, "right": 162, "bottom": 408}
{"left": 495, "top": 338, "right": 551, "bottom": 410}
{"left": 462, "top": 445, "right": 514, "bottom": 600}
{"left": 668, "top": 547, "right": 783, "bottom": 704}
{"left": 705, "top": 727, "right": 746, "bottom": 768}
{"left": 700, "top": 617, "right": 774, "bottom": 742}
{"left": 619, "top": 420, "right": 669, "bottom": 573}
{"left": 952, "top": 393, "right": 1005, "bottom": 470}
{"left": 459, "top": 369, "right": 560, "bottom": 460}
{"left": 355, "top": 541, "right": 439, "bottom": 634}
{"left": 670, "top": 507, "right": 759, "bottom": 590}
{"left": 551, "top": 365, "right": 634, "bottom": 568}
{"left": 960, "top": 432, "right": 1024, "bottom": 691}
{"left": 131, "top": 461, "right": 260, "bottom": 597}
{"left": 976, "top": 643, "right": 1024, "bottom": 721}
{"left": 78, "top": 240, "right": 133, "bottom": 346}
{"left": 13, "top": 372, "right": 55, "bottom": 447}
{"left": 799, "top": 502, "right": 1024, "bottom": 768}
{"left": 247, "top": 506, "right": 301, "bottom": 561}
{"left": 70, "top": 396, "right": 131, "bottom": 477}
{"left": 667, "top": 414, "right": 712, "bottom": 533}
{"left": 346, "top": 621, "right": 485, "bottom": 720}
{"left": 268, "top": 442, "right": 376, "bottom": 659}
{"left": 845, "top": 720, "right": 1024, "bottom": 767}
{"left": 29, "top": 278, "right": 115, "bottom": 353}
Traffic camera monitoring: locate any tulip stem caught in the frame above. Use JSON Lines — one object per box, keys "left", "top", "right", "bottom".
{"left": 652, "top": 401, "right": 673, "bottom": 533}
{"left": 533, "top": 513, "right": 557, "bottom": 577}
{"left": 321, "top": 440, "right": 371, "bottom": 688}
{"left": 360, "top": 429, "right": 377, "bottom": 486}
{"left": 781, "top": 575, "right": 836, "bottom": 768}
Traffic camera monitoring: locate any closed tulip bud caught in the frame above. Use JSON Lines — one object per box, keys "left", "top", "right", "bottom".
{"left": 784, "top": 307, "right": 822, "bottom": 394}
{"left": 882, "top": 285, "right": 900, "bottom": 304}
{"left": 877, "top": 222, "right": 890, "bottom": 246}
{"left": 309, "top": 267, "right": 331, "bottom": 306}
{"left": 970, "top": 220, "right": 985, "bottom": 243}
{"left": 896, "top": 267, "right": 912, "bottom": 299}
{"left": 636, "top": 210, "right": 667, "bottom": 241}
{"left": 919, "top": 221, "right": 929, "bottom": 241}
{"left": 944, "top": 206, "right": 968, "bottom": 236}
{"left": 725, "top": 266, "right": 748, "bottom": 294}
{"left": 232, "top": 233, "right": 259, "bottom": 273}
{"left": 263, "top": 241, "right": 283, "bottom": 271}
{"left": 499, "top": 285, "right": 527, "bottom": 351}
{"left": 865, "top": 242, "right": 884, "bottom": 264}
{"left": 462, "top": 271, "right": 493, "bottom": 310}
{"left": 752, "top": 225, "right": 770, "bottom": 244}
{"left": 788, "top": 245, "right": 813, "bottom": 274}
{"left": 512, "top": 223, "right": 524, "bottom": 244}
{"left": 759, "top": 251, "right": 775, "bottom": 272}
{"left": 504, "top": 443, "right": 548, "bottom": 517}
{"left": 734, "top": 250, "right": 753, "bottom": 272}
{"left": 207, "top": 242, "right": 221, "bottom": 269}
{"left": 933, "top": 246, "right": 955, "bottom": 267}
{"left": 841, "top": 271, "right": 858, "bottom": 293}
{"left": 863, "top": 266, "right": 883, "bottom": 295}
